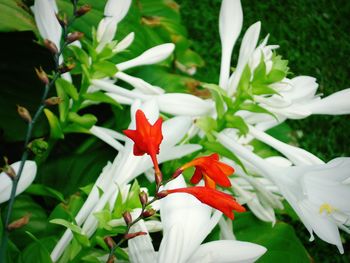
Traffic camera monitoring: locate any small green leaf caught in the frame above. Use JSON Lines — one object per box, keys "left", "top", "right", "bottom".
{"left": 266, "top": 69, "right": 286, "bottom": 83}
{"left": 203, "top": 83, "right": 227, "bottom": 118}
{"left": 25, "top": 184, "right": 65, "bottom": 202}
{"left": 55, "top": 80, "right": 70, "bottom": 122}
{"left": 44, "top": 109, "right": 64, "bottom": 139}
{"left": 236, "top": 65, "right": 252, "bottom": 99}
{"left": 224, "top": 115, "right": 249, "bottom": 135}
{"left": 94, "top": 209, "right": 112, "bottom": 231}
{"left": 196, "top": 116, "right": 217, "bottom": 134}
{"left": 68, "top": 112, "right": 97, "bottom": 129}
{"left": 83, "top": 91, "right": 122, "bottom": 108}
{"left": 80, "top": 183, "right": 94, "bottom": 196}
{"left": 252, "top": 83, "right": 279, "bottom": 96}
{"left": 126, "top": 180, "right": 142, "bottom": 209}
{"left": 56, "top": 78, "right": 79, "bottom": 101}
{"left": 239, "top": 103, "right": 276, "bottom": 119}
{"left": 63, "top": 123, "right": 90, "bottom": 134}
{"left": 92, "top": 61, "right": 118, "bottom": 79}
{"left": 69, "top": 45, "right": 90, "bottom": 66}
{"left": 22, "top": 232, "right": 53, "bottom": 263}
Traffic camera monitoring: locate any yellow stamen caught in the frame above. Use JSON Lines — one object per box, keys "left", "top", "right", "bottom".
{"left": 319, "top": 203, "right": 334, "bottom": 214}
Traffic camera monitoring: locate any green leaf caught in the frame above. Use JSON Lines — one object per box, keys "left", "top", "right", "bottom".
{"left": 233, "top": 212, "right": 310, "bottom": 262}
{"left": 68, "top": 112, "right": 97, "bottom": 129}
{"left": 55, "top": 80, "right": 70, "bottom": 122}
{"left": 83, "top": 91, "right": 122, "bottom": 108}
{"left": 55, "top": 78, "right": 79, "bottom": 101}
{"left": 69, "top": 45, "right": 90, "bottom": 66}
{"left": 196, "top": 116, "right": 217, "bottom": 135}
{"left": 252, "top": 82, "right": 279, "bottom": 96}
{"left": 236, "top": 65, "right": 252, "bottom": 99}
{"left": 224, "top": 115, "right": 249, "bottom": 135}
{"left": 21, "top": 232, "right": 53, "bottom": 263}
{"left": 239, "top": 102, "right": 276, "bottom": 119}
{"left": 25, "top": 184, "right": 65, "bottom": 202}
{"left": 112, "top": 189, "right": 124, "bottom": 219}
{"left": 203, "top": 83, "right": 227, "bottom": 118}
{"left": 94, "top": 209, "right": 112, "bottom": 231}
{"left": 92, "top": 61, "right": 118, "bottom": 79}
{"left": 50, "top": 218, "right": 90, "bottom": 247}
{"left": 126, "top": 180, "right": 142, "bottom": 209}
{"left": 266, "top": 69, "right": 286, "bottom": 83}
{"left": 0, "top": 0, "right": 36, "bottom": 32}
{"left": 44, "top": 108, "right": 64, "bottom": 139}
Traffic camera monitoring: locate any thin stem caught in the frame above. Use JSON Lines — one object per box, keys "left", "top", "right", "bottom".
{"left": 0, "top": 2, "right": 79, "bottom": 260}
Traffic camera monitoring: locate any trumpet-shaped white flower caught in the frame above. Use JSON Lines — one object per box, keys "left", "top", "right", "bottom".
{"left": 104, "top": 0, "right": 132, "bottom": 19}
{"left": 116, "top": 43, "right": 175, "bottom": 71}
{"left": 0, "top": 161, "right": 37, "bottom": 203}
{"left": 216, "top": 132, "right": 350, "bottom": 253}
{"left": 128, "top": 175, "right": 267, "bottom": 263}
{"left": 32, "top": 0, "right": 62, "bottom": 50}
{"left": 113, "top": 32, "right": 135, "bottom": 53}
{"left": 219, "top": 0, "right": 243, "bottom": 89}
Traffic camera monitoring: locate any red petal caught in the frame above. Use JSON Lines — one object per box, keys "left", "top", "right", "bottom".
{"left": 190, "top": 167, "right": 203, "bottom": 184}
{"left": 135, "top": 110, "right": 151, "bottom": 137}
{"left": 217, "top": 162, "right": 235, "bottom": 176}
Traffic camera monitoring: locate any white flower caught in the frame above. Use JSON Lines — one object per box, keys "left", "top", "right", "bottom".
{"left": 116, "top": 43, "right": 175, "bottom": 71}
{"left": 219, "top": 0, "right": 243, "bottom": 90}
{"left": 216, "top": 132, "right": 350, "bottom": 253}
{"left": 31, "top": 0, "right": 62, "bottom": 50}
{"left": 0, "top": 161, "right": 37, "bottom": 203}
{"left": 104, "top": 0, "right": 132, "bottom": 20}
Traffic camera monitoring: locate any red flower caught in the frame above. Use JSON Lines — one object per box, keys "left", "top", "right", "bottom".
{"left": 157, "top": 186, "right": 245, "bottom": 219}
{"left": 173, "top": 153, "right": 234, "bottom": 189}
{"left": 123, "top": 110, "right": 163, "bottom": 174}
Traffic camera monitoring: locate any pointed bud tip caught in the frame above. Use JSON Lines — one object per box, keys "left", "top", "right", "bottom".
{"left": 44, "top": 39, "right": 58, "bottom": 54}
{"left": 103, "top": 236, "right": 115, "bottom": 249}
{"left": 17, "top": 105, "right": 32, "bottom": 123}
{"left": 75, "top": 4, "right": 91, "bottom": 17}
{"left": 124, "top": 231, "right": 147, "bottom": 240}
{"left": 34, "top": 67, "right": 49, "bottom": 85}
{"left": 122, "top": 211, "right": 132, "bottom": 225}
{"left": 45, "top": 97, "right": 63, "bottom": 106}
{"left": 139, "top": 191, "right": 148, "bottom": 206}
{"left": 66, "top": 32, "right": 84, "bottom": 44}
{"left": 156, "top": 190, "right": 169, "bottom": 199}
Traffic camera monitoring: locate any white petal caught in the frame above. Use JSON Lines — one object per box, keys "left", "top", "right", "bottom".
{"left": 161, "top": 116, "right": 192, "bottom": 146}
{"left": 306, "top": 88, "right": 350, "bottom": 115}
{"left": 227, "top": 21, "right": 261, "bottom": 96}
{"left": 128, "top": 220, "right": 156, "bottom": 263}
{"left": 115, "top": 71, "right": 164, "bottom": 95}
{"left": 96, "top": 17, "right": 118, "bottom": 50}
{"left": 219, "top": 0, "right": 243, "bottom": 89}
{"left": 104, "top": 0, "right": 132, "bottom": 22}
{"left": 157, "top": 224, "right": 185, "bottom": 263}
{"left": 283, "top": 76, "right": 318, "bottom": 102}
{"left": 114, "top": 32, "right": 135, "bottom": 53}
{"left": 156, "top": 93, "right": 214, "bottom": 116}
{"left": 116, "top": 43, "right": 175, "bottom": 71}
{"left": 89, "top": 126, "right": 124, "bottom": 151}
{"left": 187, "top": 240, "right": 267, "bottom": 263}
{"left": 0, "top": 161, "right": 37, "bottom": 203}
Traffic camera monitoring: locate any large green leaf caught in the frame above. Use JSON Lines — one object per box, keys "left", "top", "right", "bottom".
{"left": 0, "top": 0, "right": 36, "bottom": 32}
{"left": 19, "top": 233, "right": 54, "bottom": 263}
{"left": 233, "top": 212, "right": 310, "bottom": 262}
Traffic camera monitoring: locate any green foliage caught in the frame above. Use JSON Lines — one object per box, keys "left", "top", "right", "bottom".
{"left": 233, "top": 212, "right": 310, "bottom": 262}
{"left": 20, "top": 232, "right": 53, "bottom": 263}
{"left": 25, "top": 184, "right": 65, "bottom": 202}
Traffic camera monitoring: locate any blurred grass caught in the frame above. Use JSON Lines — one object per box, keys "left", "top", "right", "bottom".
{"left": 177, "top": 0, "right": 350, "bottom": 261}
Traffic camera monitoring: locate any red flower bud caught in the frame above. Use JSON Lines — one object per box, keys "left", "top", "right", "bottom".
{"left": 58, "top": 63, "right": 76, "bottom": 73}
{"left": 139, "top": 191, "right": 148, "bottom": 206}
{"left": 103, "top": 236, "right": 115, "bottom": 249}
{"left": 1, "top": 157, "right": 16, "bottom": 179}
{"left": 156, "top": 190, "right": 169, "bottom": 199}
{"left": 142, "top": 209, "right": 156, "bottom": 218}
{"left": 75, "top": 4, "right": 91, "bottom": 17}
{"left": 124, "top": 231, "right": 147, "bottom": 240}
{"left": 17, "top": 105, "right": 32, "bottom": 123}
{"left": 7, "top": 213, "right": 31, "bottom": 231}
{"left": 66, "top": 32, "right": 84, "bottom": 44}
{"left": 123, "top": 211, "right": 132, "bottom": 225}
{"left": 45, "top": 97, "right": 63, "bottom": 106}
{"left": 35, "top": 67, "right": 49, "bottom": 85}
{"left": 44, "top": 39, "right": 58, "bottom": 54}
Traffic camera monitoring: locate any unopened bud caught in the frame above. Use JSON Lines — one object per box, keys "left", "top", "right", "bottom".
{"left": 1, "top": 157, "right": 16, "bottom": 179}
{"left": 124, "top": 231, "right": 147, "bottom": 240}
{"left": 45, "top": 97, "right": 62, "bottom": 106}
{"left": 155, "top": 170, "right": 162, "bottom": 186}
{"left": 56, "top": 13, "right": 68, "bottom": 27}
{"left": 58, "top": 63, "right": 75, "bottom": 73}
{"left": 28, "top": 138, "right": 48, "bottom": 156}
{"left": 103, "top": 236, "right": 115, "bottom": 249}
{"left": 142, "top": 209, "right": 156, "bottom": 218}
{"left": 156, "top": 190, "right": 169, "bottom": 199}
{"left": 66, "top": 32, "right": 84, "bottom": 44}
{"left": 122, "top": 211, "right": 132, "bottom": 225}
{"left": 17, "top": 105, "right": 32, "bottom": 123}
{"left": 75, "top": 4, "right": 91, "bottom": 17}
{"left": 172, "top": 168, "right": 183, "bottom": 179}
{"left": 44, "top": 39, "right": 58, "bottom": 54}
{"left": 35, "top": 67, "right": 49, "bottom": 85}
{"left": 139, "top": 191, "right": 148, "bottom": 206}
{"left": 7, "top": 213, "right": 31, "bottom": 231}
